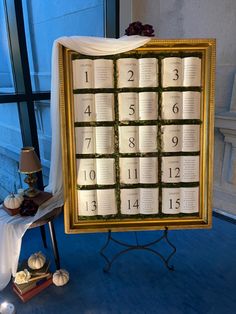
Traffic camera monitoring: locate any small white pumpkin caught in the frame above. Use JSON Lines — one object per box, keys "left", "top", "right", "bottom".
{"left": 4, "top": 193, "right": 23, "bottom": 209}
{"left": 28, "top": 252, "right": 46, "bottom": 270}
{"left": 53, "top": 269, "right": 69, "bottom": 286}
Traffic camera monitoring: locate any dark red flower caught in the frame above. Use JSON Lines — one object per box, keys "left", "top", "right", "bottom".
{"left": 125, "top": 21, "right": 143, "bottom": 36}
{"left": 141, "top": 24, "right": 155, "bottom": 37}
{"left": 125, "top": 21, "right": 155, "bottom": 37}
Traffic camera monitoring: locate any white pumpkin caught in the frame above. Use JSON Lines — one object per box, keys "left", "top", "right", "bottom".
{"left": 53, "top": 269, "right": 69, "bottom": 286}
{"left": 4, "top": 193, "right": 23, "bottom": 209}
{"left": 28, "top": 252, "right": 46, "bottom": 270}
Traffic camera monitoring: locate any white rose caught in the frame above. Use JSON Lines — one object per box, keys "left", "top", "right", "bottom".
{"left": 14, "top": 269, "right": 31, "bottom": 284}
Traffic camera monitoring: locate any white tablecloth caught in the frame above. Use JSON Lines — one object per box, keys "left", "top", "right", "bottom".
{"left": 0, "top": 194, "right": 63, "bottom": 290}
{"left": 0, "top": 35, "right": 151, "bottom": 291}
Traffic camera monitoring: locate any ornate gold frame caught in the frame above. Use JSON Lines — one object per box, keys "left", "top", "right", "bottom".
{"left": 59, "top": 38, "right": 216, "bottom": 234}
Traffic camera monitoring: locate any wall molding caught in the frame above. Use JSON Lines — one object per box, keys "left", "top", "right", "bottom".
{"left": 214, "top": 74, "right": 236, "bottom": 216}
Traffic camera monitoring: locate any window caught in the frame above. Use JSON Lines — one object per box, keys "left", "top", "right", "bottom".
{"left": 0, "top": 0, "right": 119, "bottom": 201}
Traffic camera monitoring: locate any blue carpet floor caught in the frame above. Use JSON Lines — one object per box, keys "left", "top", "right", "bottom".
{"left": 0, "top": 214, "right": 236, "bottom": 314}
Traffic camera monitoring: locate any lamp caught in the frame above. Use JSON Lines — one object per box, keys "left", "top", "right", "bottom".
{"left": 19, "top": 147, "right": 42, "bottom": 198}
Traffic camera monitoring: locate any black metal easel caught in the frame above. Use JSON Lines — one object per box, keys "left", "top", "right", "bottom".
{"left": 100, "top": 227, "right": 176, "bottom": 272}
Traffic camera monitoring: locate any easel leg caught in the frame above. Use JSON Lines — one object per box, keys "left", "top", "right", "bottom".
{"left": 100, "top": 228, "right": 176, "bottom": 272}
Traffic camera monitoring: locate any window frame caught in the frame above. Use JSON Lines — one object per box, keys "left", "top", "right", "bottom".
{"left": 0, "top": 0, "right": 119, "bottom": 189}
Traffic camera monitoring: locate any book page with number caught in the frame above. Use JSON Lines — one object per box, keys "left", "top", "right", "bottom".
{"left": 118, "top": 92, "right": 158, "bottom": 121}
{"left": 74, "top": 93, "right": 114, "bottom": 122}
{"left": 162, "top": 91, "right": 200, "bottom": 120}
{"left": 77, "top": 190, "right": 98, "bottom": 216}
{"left": 117, "top": 58, "right": 158, "bottom": 88}
{"left": 73, "top": 59, "right": 94, "bottom": 89}
{"left": 162, "top": 156, "right": 199, "bottom": 183}
{"left": 162, "top": 57, "right": 201, "bottom": 87}
{"left": 162, "top": 187, "right": 199, "bottom": 214}
{"left": 161, "top": 125, "right": 200, "bottom": 152}
{"left": 119, "top": 157, "right": 158, "bottom": 184}
{"left": 120, "top": 188, "right": 159, "bottom": 215}
{"left": 78, "top": 189, "right": 117, "bottom": 216}
{"left": 77, "top": 158, "right": 115, "bottom": 185}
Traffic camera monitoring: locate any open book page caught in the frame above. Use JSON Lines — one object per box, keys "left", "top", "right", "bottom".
{"left": 162, "top": 156, "right": 199, "bottom": 183}
{"left": 139, "top": 125, "right": 158, "bottom": 153}
{"left": 161, "top": 124, "right": 200, "bottom": 152}
{"left": 95, "top": 93, "right": 114, "bottom": 121}
{"left": 162, "top": 157, "right": 181, "bottom": 183}
{"left": 182, "top": 92, "right": 200, "bottom": 119}
{"left": 120, "top": 158, "right": 139, "bottom": 184}
{"left": 181, "top": 156, "right": 199, "bottom": 182}
{"left": 161, "top": 125, "right": 182, "bottom": 152}
{"left": 182, "top": 125, "right": 200, "bottom": 151}
{"left": 183, "top": 57, "right": 201, "bottom": 87}
{"left": 77, "top": 190, "right": 97, "bottom": 216}
{"left": 162, "top": 57, "right": 201, "bottom": 87}
{"left": 96, "top": 158, "right": 116, "bottom": 185}
{"left": 139, "top": 188, "right": 159, "bottom": 214}
{"left": 162, "top": 91, "right": 200, "bottom": 120}
{"left": 77, "top": 158, "right": 96, "bottom": 185}
{"left": 139, "top": 157, "right": 158, "bottom": 183}
{"left": 139, "top": 92, "right": 158, "bottom": 120}
{"left": 94, "top": 59, "right": 114, "bottom": 88}
{"left": 162, "top": 187, "right": 199, "bottom": 214}
{"left": 120, "top": 189, "right": 139, "bottom": 214}
{"left": 119, "top": 126, "right": 139, "bottom": 153}
{"left": 72, "top": 59, "right": 94, "bottom": 89}
{"left": 139, "top": 58, "right": 158, "bottom": 87}
{"left": 75, "top": 127, "right": 95, "bottom": 154}
{"left": 117, "top": 58, "right": 139, "bottom": 88}
{"left": 162, "top": 92, "right": 183, "bottom": 120}
{"left": 74, "top": 94, "right": 95, "bottom": 122}
{"left": 97, "top": 189, "right": 117, "bottom": 215}
{"left": 162, "top": 188, "right": 181, "bottom": 214}
{"left": 95, "top": 127, "right": 114, "bottom": 154}
{"left": 162, "top": 57, "right": 183, "bottom": 87}
{"left": 181, "top": 187, "right": 199, "bottom": 213}
{"left": 118, "top": 92, "right": 139, "bottom": 121}
{"left": 119, "top": 92, "right": 158, "bottom": 121}
{"left": 120, "top": 157, "right": 158, "bottom": 184}
{"left": 74, "top": 93, "right": 116, "bottom": 122}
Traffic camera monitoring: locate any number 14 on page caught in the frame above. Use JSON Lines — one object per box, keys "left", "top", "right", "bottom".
{"left": 120, "top": 188, "right": 159, "bottom": 215}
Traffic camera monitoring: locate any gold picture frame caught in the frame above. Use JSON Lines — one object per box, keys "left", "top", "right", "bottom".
{"left": 59, "top": 38, "right": 216, "bottom": 234}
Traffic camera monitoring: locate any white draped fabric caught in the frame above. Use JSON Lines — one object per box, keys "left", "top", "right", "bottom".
{"left": 47, "top": 35, "right": 151, "bottom": 195}
{"left": 0, "top": 35, "right": 151, "bottom": 290}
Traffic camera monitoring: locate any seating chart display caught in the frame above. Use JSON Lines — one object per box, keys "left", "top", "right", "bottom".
{"left": 59, "top": 39, "right": 215, "bottom": 233}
